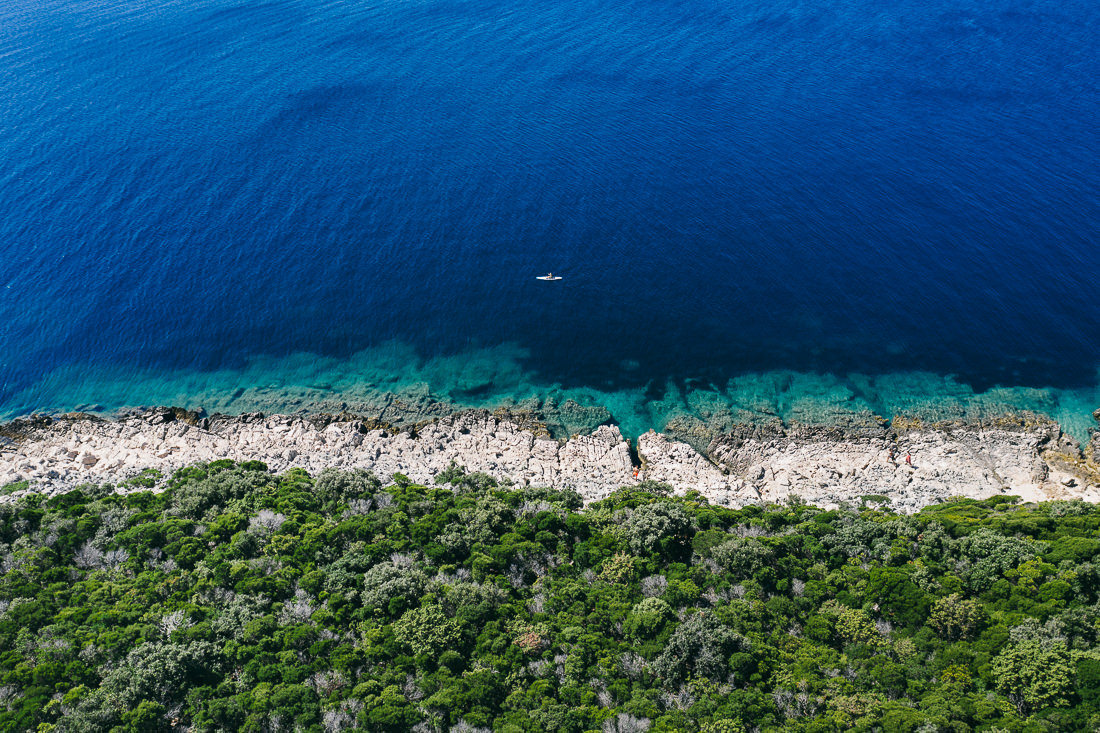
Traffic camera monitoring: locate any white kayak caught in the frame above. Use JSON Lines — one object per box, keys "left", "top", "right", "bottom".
{"left": 536, "top": 274, "right": 562, "bottom": 281}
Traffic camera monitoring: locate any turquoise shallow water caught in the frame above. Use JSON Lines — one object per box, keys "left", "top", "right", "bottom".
{"left": 0, "top": 0, "right": 1097, "bottom": 443}
{"left": 8, "top": 342, "right": 1098, "bottom": 446}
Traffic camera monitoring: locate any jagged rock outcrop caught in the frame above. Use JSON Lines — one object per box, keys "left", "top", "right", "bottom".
{"left": 637, "top": 430, "right": 752, "bottom": 503}
{"left": 1092, "top": 408, "right": 1100, "bottom": 465}
{"left": 0, "top": 410, "right": 634, "bottom": 500}
{"left": 2, "top": 407, "right": 1099, "bottom": 510}
{"left": 701, "top": 414, "right": 1095, "bottom": 512}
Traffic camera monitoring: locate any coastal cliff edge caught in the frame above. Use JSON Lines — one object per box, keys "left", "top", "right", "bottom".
{"left": 2, "top": 406, "right": 1099, "bottom": 510}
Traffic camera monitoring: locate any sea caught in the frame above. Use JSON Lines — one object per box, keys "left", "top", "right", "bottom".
{"left": 1, "top": 0, "right": 1098, "bottom": 443}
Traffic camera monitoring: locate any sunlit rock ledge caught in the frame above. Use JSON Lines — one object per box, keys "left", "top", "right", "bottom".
{"left": 2, "top": 406, "right": 1099, "bottom": 511}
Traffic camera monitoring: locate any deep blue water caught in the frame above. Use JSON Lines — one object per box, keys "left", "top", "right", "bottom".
{"left": 1, "top": 0, "right": 1098, "bottom": 424}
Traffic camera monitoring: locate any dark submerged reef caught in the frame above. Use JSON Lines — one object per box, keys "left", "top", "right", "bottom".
{"left": 2, "top": 463, "right": 1100, "bottom": 731}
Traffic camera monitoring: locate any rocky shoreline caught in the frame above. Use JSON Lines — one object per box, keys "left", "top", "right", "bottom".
{"left": 2, "top": 406, "right": 1099, "bottom": 511}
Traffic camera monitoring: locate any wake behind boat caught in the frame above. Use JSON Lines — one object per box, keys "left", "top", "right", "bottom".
{"left": 536, "top": 273, "right": 562, "bottom": 281}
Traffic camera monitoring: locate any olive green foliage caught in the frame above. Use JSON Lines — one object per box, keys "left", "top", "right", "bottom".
{"left": 394, "top": 605, "right": 462, "bottom": 657}
{"left": 929, "top": 593, "right": 986, "bottom": 640}
{"left": 1, "top": 464, "right": 1100, "bottom": 731}
{"left": 991, "top": 639, "right": 1076, "bottom": 715}
{"left": 624, "top": 597, "right": 674, "bottom": 640}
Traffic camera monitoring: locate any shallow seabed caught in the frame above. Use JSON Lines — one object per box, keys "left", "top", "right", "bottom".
{"left": 6, "top": 342, "right": 1098, "bottom": 447}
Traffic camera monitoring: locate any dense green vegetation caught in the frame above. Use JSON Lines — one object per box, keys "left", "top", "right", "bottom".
{"left": 2, "top": 461, "right": 1100, "bottom": 731}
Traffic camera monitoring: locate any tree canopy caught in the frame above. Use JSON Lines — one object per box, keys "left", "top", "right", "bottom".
{"left": 1, "top": 462, "right": 1099, "bottom": 731}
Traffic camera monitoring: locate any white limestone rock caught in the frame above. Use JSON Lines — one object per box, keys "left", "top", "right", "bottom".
{"left": 2, "top": 407, "right": 1099, "bottom": 511}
